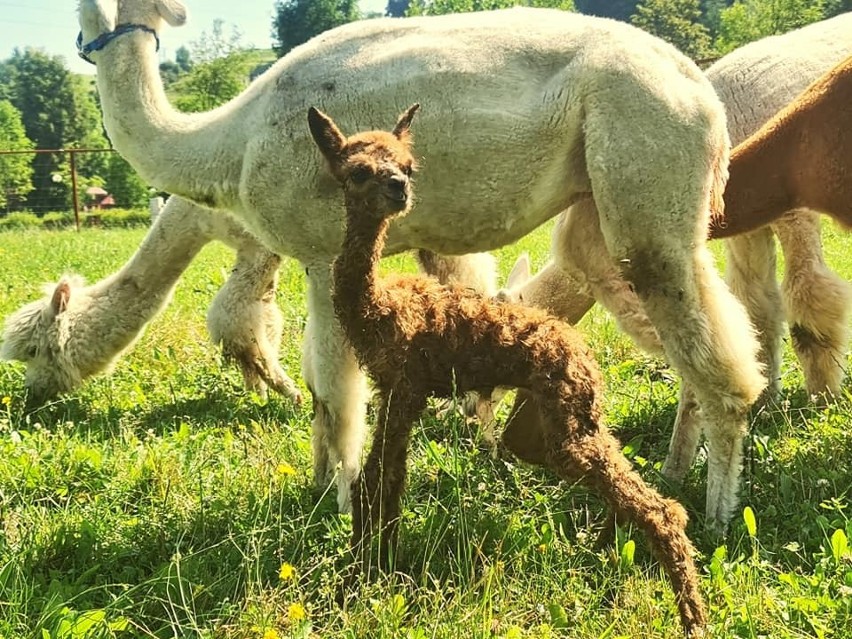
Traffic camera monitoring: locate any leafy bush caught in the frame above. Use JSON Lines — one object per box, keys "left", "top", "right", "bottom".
{"left": 41, "top": 211, "right": 76, "bottom": 229}
{"left": 90, "top": 208, "right": 151, "bottom": 228}
{"left": 0, "top": 211, "right": 41, "bottom": 230}
{"left": 0, "top": 209, "right": 150, "bottom": 232}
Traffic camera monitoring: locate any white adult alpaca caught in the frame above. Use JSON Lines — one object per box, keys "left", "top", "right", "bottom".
{"left": 712, "top": 13, "right": 852, "bottom": 399}
{"left": 1, "top": 196, "right": 302, "bottom": 405}
{"left": 498, "top": 13, "right": 852, "bottom": 492}
{"left": 77, "top": 0, "right": 765, "bottom": 528}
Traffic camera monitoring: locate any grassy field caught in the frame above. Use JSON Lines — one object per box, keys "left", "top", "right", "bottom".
{"left": 0, "top": 224, "right": 850, "bottom": 638}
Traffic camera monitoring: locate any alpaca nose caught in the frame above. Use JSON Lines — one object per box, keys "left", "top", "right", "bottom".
{"left": 387, "top": 175, "right": 408, "bottom": 199}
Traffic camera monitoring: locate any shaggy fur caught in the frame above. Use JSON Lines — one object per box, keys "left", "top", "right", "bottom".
{"left": 0, "top": 197, "right": 301, "bottom": 405}
{"left": 706, "top": 14, "right": 852, "bottom": 399}
{"left": 312, "top": 106, "right": 706, "bottom": 637}
{"left": 78, "top": 1, "right": 764, "bottom": 523}
{"left": 499, "top": 16, "right": 852, "bottom": 522}
{"left": 709, "top": 54, "right": 852, "bottom": 397}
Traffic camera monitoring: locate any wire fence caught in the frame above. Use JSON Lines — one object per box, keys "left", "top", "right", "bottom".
{"left": 0, "top": 147, "right": 123, "bottom": 230}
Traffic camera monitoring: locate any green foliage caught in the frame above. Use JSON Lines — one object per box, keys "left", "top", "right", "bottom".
{"left": 387, "top": 0, "right": 413, "bottom": 15}
{"left": 407, "top": 0, "right": 574, "bottom": 15}
{"left": 824, "top": 0, "right": 852, "bottom": 15}
{"left": 631, "top": 0, "right": 713, "bottom": 58}
{"left": 0, "top": 49, "right": 107, "bottom": 210}
{"left": 0, "top": 208, "right": 150, "bottom": 232}
{"left": 0, "top": 100, "right": 34, "bottom": 210}
{"left": 273, "top": 0, "right": 361, "bottom": 57}
{"left": 1, "top": 224, "right": 851, "bottom": 636}
{"left": 170, "top": 21, "right": 258, "bottom": 113}
{"left": 159, "top": 46, "right": 195, "bottom": 87}
{"left": 575, "top": 0, "right": 640, "bottom": 20}
{"left": 0, "top": 210, "right": 40, "bottom": 229}
{"left": 716, "top": 0, "right": 829, "bottom": 53}
{"left": 101, "top": 154, "right": 151, "bottom": 209}
{"left": 173, "top": 53, "right": 252, "bottom": 113}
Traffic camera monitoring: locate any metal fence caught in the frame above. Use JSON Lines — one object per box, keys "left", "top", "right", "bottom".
{"left": 0, "top": 147, "right": 117, "bottom": 231}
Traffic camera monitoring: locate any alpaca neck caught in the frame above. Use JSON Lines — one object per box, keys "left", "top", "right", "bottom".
{"left": 94, "top": 32, "right": 246, "bottom": 209}
{"left": 332, "top": 201, "right": 391, "bottom": 351}
{"left": 97, "top": 202, "right": 211, "bottom": 315}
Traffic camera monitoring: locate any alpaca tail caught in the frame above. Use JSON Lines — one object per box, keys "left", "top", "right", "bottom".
{"left": 706, "top": 136, "right": 735, "bottom": 240}
{"left": 550, "top": 426, "right": 707, "bottom": 637}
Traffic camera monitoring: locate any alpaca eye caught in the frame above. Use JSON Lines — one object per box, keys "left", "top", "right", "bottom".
{"left": 350, "top": 167, "right": 371, "bottom": 184}
{"left": 403, "top": 165, "right": 413, "bottom": 177}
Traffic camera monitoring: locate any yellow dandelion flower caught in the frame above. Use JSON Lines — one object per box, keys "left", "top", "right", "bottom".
{"left": 279, "top": 562, "right": 295, "bottom": 581}
{"left": 262, "top": 629, "right": 280, "bottom": 639}
{"left": 1, "top": 396, "right": 10, "bottom": 406}
{"left": 505, "top": 626, "right": 523, "bottom": 639}
{"left": 288, "top": 602, "right": 306, "bottom": 622}
{"left": 537, "top": 543, "right": 547, "bottom": 553}
{"left": 276, "top": 462, "right": 296, "bottom": 476}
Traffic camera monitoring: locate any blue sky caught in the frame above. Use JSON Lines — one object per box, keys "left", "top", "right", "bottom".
{"left": 0, "top": 0, "right": 387, "bottom": 75}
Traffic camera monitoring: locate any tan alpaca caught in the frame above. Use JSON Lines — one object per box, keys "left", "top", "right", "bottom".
{"left": 708, "top": 54, "right": 852, "bottom": 237}
{"left": 308, "top": 105, "right": 707, "bottom": 637}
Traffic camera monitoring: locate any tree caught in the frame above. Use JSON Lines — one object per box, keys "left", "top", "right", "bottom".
{"left": 575, "top": 0, "right": 639, "bottom": 20}
{"left": 1, "top": 48, "right": 107, "bottom": 211}
{"left": 273, "top": 0, "right": 361, "bottom": 57}
{"left": 160, "top": 46, "right": 194, "bottom": 87}
{"left": 715, "top": 0, "right": 828, "bottom": 53}
{"left": 172, "top": 21, "right": 251, "bottom": 113}
{"left": 407, "top": 0, "right": 574, "bottom": 16}
{"left": 387, "top": 0, "right": 411, "bottom": 15}
{"left": 825, "top": 0, "right": 852, "bottom": 15}
{"left": 631, "top": 0, "right": 713, "bottom": 59}
{"left": 0, "top": 100, "right": 34, "bottom": 211}
{"left": 102, "top": 153, "right": 150, "bottom": 208}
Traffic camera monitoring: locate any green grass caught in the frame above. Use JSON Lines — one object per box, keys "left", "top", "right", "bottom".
{"left": 0, "top": 224, "right": 850, "bottom": 638}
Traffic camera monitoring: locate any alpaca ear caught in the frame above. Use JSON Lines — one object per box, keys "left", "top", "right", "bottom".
{"left": 80, "top": 0, "right": 117, "bottom": 33}
{"left": 307, "top": 107, "right": 346, "bottom": 161}
{"left": 155, "top": 0, "right": 188, "bottom": 27}
{"left": 505, "top": 252, "right": 532, "bottom": 290}
{"left": 50, "top": 280, "right": 72, "bottom": 315}
{"left": 392, "top": 103, "right": 420, "bottom": 140}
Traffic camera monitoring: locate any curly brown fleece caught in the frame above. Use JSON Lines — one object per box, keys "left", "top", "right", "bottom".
{"left": 308, "top": 104, "right": 707, "bottom": 637}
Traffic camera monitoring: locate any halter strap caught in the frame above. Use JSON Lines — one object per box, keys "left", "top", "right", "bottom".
{"left": 76, "top": 24, "right": 160, "bottom": 65}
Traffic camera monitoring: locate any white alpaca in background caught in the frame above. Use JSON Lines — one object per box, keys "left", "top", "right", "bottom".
{"left": 1, "top": 196, "right": 302, "bottom": 405}
{"left": 499, "top": 12, "right": 852, "bottom": 487}
{"left": 712, "top": 13, "right": 852, "bottom": 399}
{"left": 77, "top": 1, "right": 764, "bottom": 529}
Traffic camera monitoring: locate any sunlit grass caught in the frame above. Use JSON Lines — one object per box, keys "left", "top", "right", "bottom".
{"left": 0, "top": 223, "right": 850, "bottom": 638}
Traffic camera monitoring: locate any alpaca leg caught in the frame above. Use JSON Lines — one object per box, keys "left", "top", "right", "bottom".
{"left": 554, "top": 200, "right": 717, "bottom": 484}
{"left": 724, "top": 228, "right": 784, "bottom": 401}
{"left": 351, "top": 390, "right": 424, "bottom": 570}
{"left": 542, "top": 414, "right": 706, "bottom": 636}
{"left": 503, "top": 202, "right": 667, "bottom": 467}
{"left": 660, "top": 385, "right": 702, "bottom": 481}
{"left": 499, "top": 258, "right": 597, "bottom": 321}
{"left": 302, "top": 263, "right": 371, "bottom": 512}
{"left": 415, "top": 250, "right": 498, "bottom": 297}
{"left": 615, "top": 242, "right": 764, "bottom": 530}
{"left": 208, "top": 244, "right": 302, "bottom": 403}
{"left": 553, "top": 200, "right": 665, "bottom": 356}
{"left": 774, "top": 210, "right": 852, "bottom": 396}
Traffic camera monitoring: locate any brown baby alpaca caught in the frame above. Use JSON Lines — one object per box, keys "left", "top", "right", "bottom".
{"left": 308, "top": 104, "right": 707, "bottom": 637}
{"left": 709, "top": 53, "right": 852, "bottom": 239}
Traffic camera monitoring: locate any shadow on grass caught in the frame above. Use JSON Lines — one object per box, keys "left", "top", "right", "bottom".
{"left": 21, "top": 389, "right": 304, "bottom": 442}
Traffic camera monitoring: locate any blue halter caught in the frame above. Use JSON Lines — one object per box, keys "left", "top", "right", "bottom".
{"left": 76, "top": 24, "right": 160, "bottom": 65}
